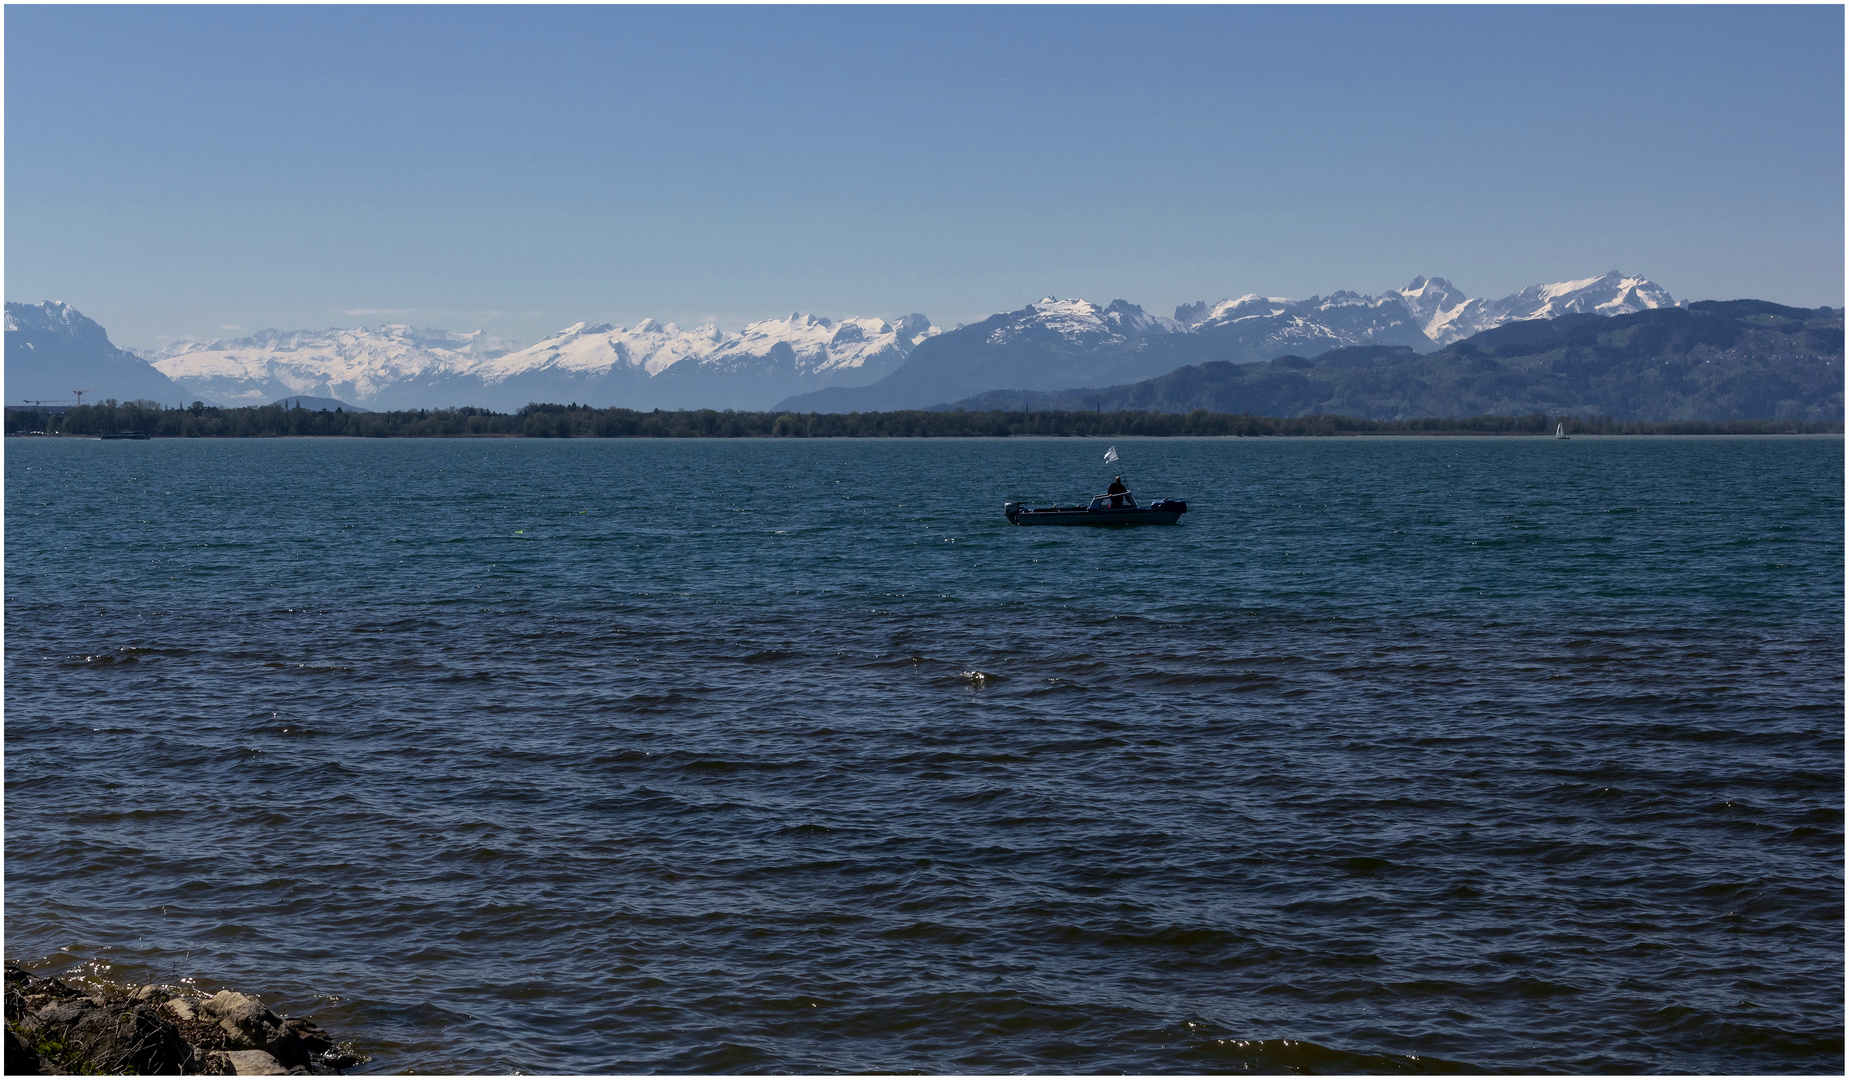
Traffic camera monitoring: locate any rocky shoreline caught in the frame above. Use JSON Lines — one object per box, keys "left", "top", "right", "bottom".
{"left": 3, "top": 965, "right": 363, "bottom": 1075}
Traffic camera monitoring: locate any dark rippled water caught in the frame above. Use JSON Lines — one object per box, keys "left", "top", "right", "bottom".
{"left": 6, "top": 435, "right": 1843, "bottom": 1074}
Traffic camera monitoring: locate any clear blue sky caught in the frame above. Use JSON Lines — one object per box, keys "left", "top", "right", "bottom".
{"left": 7, "top": 5, "right": 1843, "bottom": 349}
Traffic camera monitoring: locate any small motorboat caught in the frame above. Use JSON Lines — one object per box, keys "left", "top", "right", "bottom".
{"left": 99, "top": 432, "right": 150, "bottom": 440}
{"left": 1004, "top": 490, "right": 1187, "bottom": 526}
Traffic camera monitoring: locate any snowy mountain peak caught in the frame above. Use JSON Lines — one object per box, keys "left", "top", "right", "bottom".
{"left": 6, "top": 299, "right": 106, "bottom": 338}
{"left": 1164, "top": 289, "right": 1429, "bottom": 358}
{"left": 1102, "top": 299, "right": 1182, "bottom": 336}
{"left": 1171, "top": 273, "right": 1675, "bottom": 348}
{"left": 1035, "top": 297, "right": 1107, "bottom": 328}
{"left": 1397, "top": 275, "right": 1467, "bottom": 306}
{"left": 1391, "top": 271, "right": 1675, "bottom": 344}
{"left": 1179, "top": 295, "right": 1294, "bottom": 328}
{"left": 1529, "top": 271, "right": 1673, "bottom": 314}
{"left": 1391, "top": 277, "right": 1475, "bottom": 343}
{"left": 546, "top": 320, "right": 617, "bottom": 339}
{"left": 447, "top": 309, "right": 942, "bottom": 398}
{"left": 989, "top": 298, "right": 1133, "bottom": 346}
{"left": 1401, "top": 274, "right": 1459, "bottom": 296}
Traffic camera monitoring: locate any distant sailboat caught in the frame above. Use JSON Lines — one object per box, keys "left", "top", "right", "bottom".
{"left": 1555, "top": 422, "right": 1569, "bottom": 440}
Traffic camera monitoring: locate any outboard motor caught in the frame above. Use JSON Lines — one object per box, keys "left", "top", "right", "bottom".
{"left": 1003, "top": 501, "right": 1023, "bottom": 523}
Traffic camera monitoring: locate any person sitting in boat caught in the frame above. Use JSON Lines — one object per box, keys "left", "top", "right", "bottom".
{"left": 1107, "top": 475, "right": 1129, "bottom": 508}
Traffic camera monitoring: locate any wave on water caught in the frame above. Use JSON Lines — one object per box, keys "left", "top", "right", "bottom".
{"left": 5, "top": 436, "right": 1842, "bottom": 1073}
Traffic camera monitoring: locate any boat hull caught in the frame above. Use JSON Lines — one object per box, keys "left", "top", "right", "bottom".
{"left": 1006, "top": 507, "right": 1182, "bottom": 526}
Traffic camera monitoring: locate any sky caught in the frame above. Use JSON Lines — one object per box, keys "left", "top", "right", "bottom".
{"left": 6, "top": 5, "right": 1844, "bottom": 350}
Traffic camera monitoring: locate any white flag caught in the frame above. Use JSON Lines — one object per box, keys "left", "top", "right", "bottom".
{"left": 1103, "top": 445, "right": 1119, "bottom": 464}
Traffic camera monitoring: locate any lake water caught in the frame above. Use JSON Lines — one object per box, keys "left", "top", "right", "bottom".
{"left": 5, "top": 435, "right": 1842, "bottom": 1074}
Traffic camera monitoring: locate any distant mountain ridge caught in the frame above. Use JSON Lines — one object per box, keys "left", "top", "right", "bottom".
{"left": 5, "top": 301, "right": 195, "bottom": 406}
{"left": 4, "top": 273, "right": 1695, "bottom": 413}
{"left": 1395, "top": 273, "right": 1674, "bottom": 344}
{"left": 777, "top": 272, "right": 1679, "bottom": 412}
{"left": 148, "top": 325, "right": 520, "bottom": 409}
{"left": 942, "top": 300, "right": 1843, "bottom": 423}
{"left": 144, "top": 312, "right": 939, "bottom": 412}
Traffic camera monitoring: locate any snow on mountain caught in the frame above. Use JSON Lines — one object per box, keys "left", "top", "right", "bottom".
{"left": 1173, "top": 289, "right": 1436, "bottom": 357}
{"left": 986, "top": 298, "right": 1116, "bottom": 345}
{"left": 785, "top": 273, "right": 1680, "bottom": 414}
{"left": 146, "top": 312, "right": 940, "bottom": 411}
{"left": 1101, "top": 300, "right": 1183, "bottom": 337}
{"left": 6, "top": 300, "right": 195, "bottom": 405}
{"left": 1391, "top": 272, "right": 1675, "bottom": 345}
{"left": 1478, "top": 271, "right": 1674, "bottom": 323}
{"left": 483, "top": 319, "right": 719, "bottom": 382}
{"left": 984, "top": 298, "right": 1178, "bottom": 347}
{"left": 7, "top": 299, "right": 89, "bottom": 337}
{"left": 695, "top": 312, "right": 937, "bottom": 377}
{"left": 481, "top": 312, "right": 935, "bottom": 382}
{"left": 1169, "top": 273, "right": 1676, "bottom": 352}
{"left": 124, "top": 274, "right": 1676, "bottom": 412}
{"left": 146, "top": 325, "right": 519, "bottom": 407}
{"left": 1395, "top": 276, "right": 1476, "bottom": 343}
{"left": 1174, "top": 294, "right": 1293, "bottom": 328}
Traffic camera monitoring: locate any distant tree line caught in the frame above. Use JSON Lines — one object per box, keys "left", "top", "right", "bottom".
{"left": 5, "top": 399, "right": 1841, "bottom": 440}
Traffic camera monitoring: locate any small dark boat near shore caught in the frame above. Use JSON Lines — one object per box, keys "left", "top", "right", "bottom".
{"left": 1005, "top": 491, "right": 1188, "bottom": 526}
{"left": 99, "top": 431, "right": 150, "bottom": 440}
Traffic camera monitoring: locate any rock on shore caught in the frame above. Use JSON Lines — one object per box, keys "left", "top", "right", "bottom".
{"left": 3, "top": 964, "right": 362, "bottom": 1075}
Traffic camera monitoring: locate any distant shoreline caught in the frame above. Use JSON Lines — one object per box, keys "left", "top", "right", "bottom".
{"left": 5, "top": 402, "right": 1840, "bottom": 440}
{"left": 7, "top": 431, "right": 1844, "bottom": 441}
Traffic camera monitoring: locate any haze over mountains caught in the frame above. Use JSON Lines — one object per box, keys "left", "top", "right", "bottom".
{"left": 12, "top": 272, "right": 1830, "bottom": 422}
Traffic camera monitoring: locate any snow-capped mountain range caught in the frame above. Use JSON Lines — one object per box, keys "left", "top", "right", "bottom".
{"left": 1174, "top": 271, "right": 1672, "bottom": 349}
{"left": 1395, "top": 272, "right": 1675, "bottom": 344}
{"left": 145, "top": 325, "right": 521, "bottom": 409}
{"left": 779, "top": 272, "right": 1679, "bottom": 413}
{"left": 143, "top": 312, "right": 938, "bottom": 411}
{"left": 984, "top": 297, "right": 1185, "bottom": 345}
{"left": 10, "top": 273, "right": 1677, "bottom": 412}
